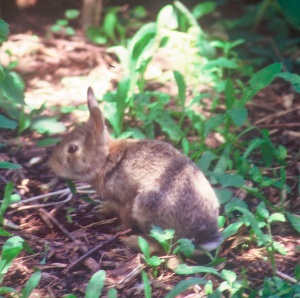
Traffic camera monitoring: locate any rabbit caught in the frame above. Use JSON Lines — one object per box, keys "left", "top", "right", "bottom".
{"left": 48, "top": 87, "right": 223, "bottom": 252}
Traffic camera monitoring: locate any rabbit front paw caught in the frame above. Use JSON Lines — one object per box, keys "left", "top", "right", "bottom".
{"left": 92, "top": 200, "right": 119, "bottom": 219}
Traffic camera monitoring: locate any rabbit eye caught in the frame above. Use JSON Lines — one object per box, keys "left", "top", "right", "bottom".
{"left": 68, "top": 145, "right": 78, "bottom": 154}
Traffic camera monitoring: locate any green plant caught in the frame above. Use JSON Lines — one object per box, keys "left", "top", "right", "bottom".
{"left": 50, "top": 9, "right": 80, "bottom": 36}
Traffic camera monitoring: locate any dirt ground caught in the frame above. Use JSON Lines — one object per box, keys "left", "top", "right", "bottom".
{"left": 0, "top": 2, "right": 299, "bottom": 297}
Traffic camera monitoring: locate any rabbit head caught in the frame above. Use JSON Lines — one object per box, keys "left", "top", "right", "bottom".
{"left": 48, "top": 87, "right": 111, "bottom": 181}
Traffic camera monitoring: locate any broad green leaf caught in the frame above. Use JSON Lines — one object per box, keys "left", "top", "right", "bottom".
{"left": 286, "top": 212, "right": 300, "bottom": 233}
{"left": 36, "top": 138, "right": 60, "bottom": 147}
{"left": 173, "top": 71, "right": 186, "bottom": 106}
{"left": 0, "top": 161, "right": 21, "bottom": 169}
{"left": 242, "top": 63, "right": 282, "bottom": 105}
{"left": 129, "top": 23, "right": 156, "bottom": 71}
{"left": 138, "top": 237, "right": 151, "bottom": 260}
{"left": 173, "top": 238, "right": 195, "bottom": 257}
{"left": 196, "top": 151, "right": 217, "bottom": 172}
{"left": 150, "top": 226, "right": 174, "bottom": 252}
{"left": 155, "top": 112, "right": 183, "bottom": 142}
{"left": 30, "top": 117, "right": 66, "bottom": 135}
{"left": 85, "top": 270, "right": 106, "bottom": 298}
{"left": 192, "top": 1, "right": 216, "bottom": 19}
{"left": 141, "top": 271, "right": 152, "bottom": 298}
{"left": 256, "top": 202, "right": 269, "bottom": 219}
{"left": 221, "top": 269, "right": 236, "bottom": 283}
{"left": 295, "top": 264, "right": 300, "bottom": 281}
{"left": 278, "top": 72, "right": 300, "bottom": 93}
{"left": 233, "top": 207, "right": 267, "bottom": 247}
{"left": 224, "top": 198, "right": 248, "bottom": 214}
{"left": 227, "top": 108, "right": 248, "bottom": 127}
{"left": 0, "top": 287, "right": 18, "bottom": 295}
{"left": 268, "top": 213, "right": 286, "bottom": 224}
{"left": 217, "top": 174, "right": 245, "bottom": 188}
{"left": 0, "top": 236, "right": 24, "bottom": 282}
{"left": 65, "top": 26, "right": 76, "bottom": 36}
{"left": 0, "top": 65, "right": 5, "bottom": 81}
{"left": 222, "top": 222, "right": 244, "bottom": 240}
{"left": 0, "top": 19, "right": 9, "bottom": 43}
{"left": 214, "top": 188, "right": 233, "bottom": 204}
{"left": 175, "top": 264, "right": 221, "bottom": 277}
{"left": 243, "top": 138, "right": 264, "bottom": 158}
{"left": 22, "top": 271, "right": 41, "bottom": 298}
{"left": 203, "top": 114, "right": 225, "bottom": 138}
{"left": 103, "top": 12, "right": 117, "bottom": 40}
{"left": 0, "top": 228, "right": 12, "bottom": 236}
{"left": 0, "top": 114, "right": 18, "bottom": 130}
{"left": 277, "top": 0, "right": 300, "bottom": 29}
{"left": 272, "top": 240, "right": 287, "bottom": 255}
{"left": 165, "top": 277, "right": 207, "bottom": 298}
{"left": 103, "top": 102, "right": 120, "bottom": 136}
{"left": 107, "top": 288, "right": 118, "bottom": 298}
{"left": 148, "top": 255, "right": 162, "bottom": 267}
{"left": 65, "top": 9, "right": 80, "bottom": 19}
{"left": 0, "top": 69, "right": 25, "bottom": 105}
{"left": 86, "top": 27, "right": 107, "bottom": 44}
{"left": 57, "top": 19, "right": 68, "bottom": 26}
{"left": 157, "top": 5, "right": 178, "bottom": 30}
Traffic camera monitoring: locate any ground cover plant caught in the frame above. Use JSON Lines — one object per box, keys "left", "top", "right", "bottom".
{"left": 0, "top": 0, "right": 299, "bottom": 297}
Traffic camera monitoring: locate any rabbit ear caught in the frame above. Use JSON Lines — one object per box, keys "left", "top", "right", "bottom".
{"left": 87, "top": 87, "right": 104, "bottom": 135}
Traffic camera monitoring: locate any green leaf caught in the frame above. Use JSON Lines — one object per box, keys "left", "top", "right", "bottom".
{"left": 148, "top": 255, "right": 163, "bottom": 267}
{"left": 277, "top": 0, "right": 300, "bottom": 29}
{"left": 0, "top": 69, "right": 25, "bottom": 105}
{"left": 157, "top": 5, "right": 178, "bottom": 30}
{"left": 0, "top": 65, "right": 5, "bottom": 81}
{"left": 30, "top": 117, "right": 66, "bottom": 135}
{"left": 0, "top": 182, "right": 14, "bottom": 224}
{"left": 242, "top": 63, "right": 282, "bottom": 105}
{"left": 243, "top": 138, "right": 265, "bottom": 158}
{"left": 175, "top": 264, "right": 222, "bottom": 277}
{"left": 277, "top": 72, "right": 300, "bottom": 93}
{"left": 65, "top": 9, "right": 80, "bottom": 20}
{"left": 86, "top": 27, "right": 107, "bottom": 45}
{"left": 103, "top": 12, "right": 117, "bottom": 40}
{"left": 141, "top": 271, "right": 152, "bottom": 298}
{"left": 256, "top": 202, "right": 269, "bottom": 219}
{"left": 192, "top": 1, "right": 216, "bottom": 19}
{"left": 65, "top": 26, "right": 76, "bottom": 36}
{"left": 227, "top": 108, "right": 248, "bottom": 127}
{"left": 107, "top": 288, "right": 118, "bottom": 298}
{"left": 22, "top": 271, "right": 41, "bottom": 298}
{"left": 173, "top": 71, "right": 186, "bottom": 106}
{"left": 196, "top": 151, "right": 217, "bottom": 172}
{"left": 221, "top": 269, "right": 236, "bottom": 283}
{"left": 51, "top": 24, "right": 62, "bottom": 33}
{"left": 286, "top": 212, "right": 300, "bottom": 233}
{"left": 214, "top": 188, "right": 233, "bottom": 204}
{"left": 204, "top": 114, "right": 225, "bottom": 138}
{"left": 204, "top": 57, "right": 238, "bottom": 70}
{"left": 0, "top": 19, "right": 9, "bottom": 43}
{"left": 222, "top": 222, "right": 244, "bottom": 240}
{"left": 0, "top": 287, "right": 18, "bottom": 295}
{"left": 165, "top": 277, "right": 208, "bottom": 298}
{"left": 129, "top": 23, "right": 156, "bottom": 71}
{"left": 36, "top": 137, "right": 60, "bottom": 147}
{"left": 0, "top": 236, "right": 24, "bottom": 283}
{"left": 268, "top": 213, "right": 286, "bottom": 224}
{"left": 57, "top": 19, "right": 68, "bottom": 26}
{"left": 173, "top": 238, "right": 195, "bottom": 257}
{"left": 138, "top": 237, "right": 151, "bottom": 260}
{"left": 295, "top": 264, "right": 300, "bottom": 281}
{"left": 85, "top": 270, "right": 106, "bottom": 298}
{"left": 155, "top": 112, "right": 183, "bottom": 142}
{"left": 272, "top": 240, "right": 287, "bottom": 255}
{"left": 224, "top": 79, "right": 235, "bottom": 110}
{"left": 0, "top": 161, "right": 21, "bottom": 169}
{"left": 217, "top": 174, "right": 245, "bottom": 188}
{"left": 0, "top": 114, "right": 18, "bottom": 130}
{"left": 0, "top": 228, "right": 12, "bottom": 236}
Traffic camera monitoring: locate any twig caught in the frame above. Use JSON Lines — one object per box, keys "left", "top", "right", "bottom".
{"left": 255, "top": 106, "right": 300, "bottom": 125}
{"left": 62, "top": 229, "right": 132, "bottom": 273}
{"left": 276, "top": 270, "right": 299, "bottom": 284}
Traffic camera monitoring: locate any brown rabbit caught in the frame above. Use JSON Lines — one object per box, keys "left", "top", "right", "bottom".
{"left": 48, "top": 87, "right": 222, "bottom": 251}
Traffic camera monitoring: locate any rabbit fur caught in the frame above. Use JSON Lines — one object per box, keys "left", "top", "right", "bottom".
{"left": 48, "top": 87, "right": 222, "bottom": 251}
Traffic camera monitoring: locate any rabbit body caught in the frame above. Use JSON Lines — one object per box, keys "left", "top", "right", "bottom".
{"left": 49, "top": 88, "right": 222, "bottom": 250}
